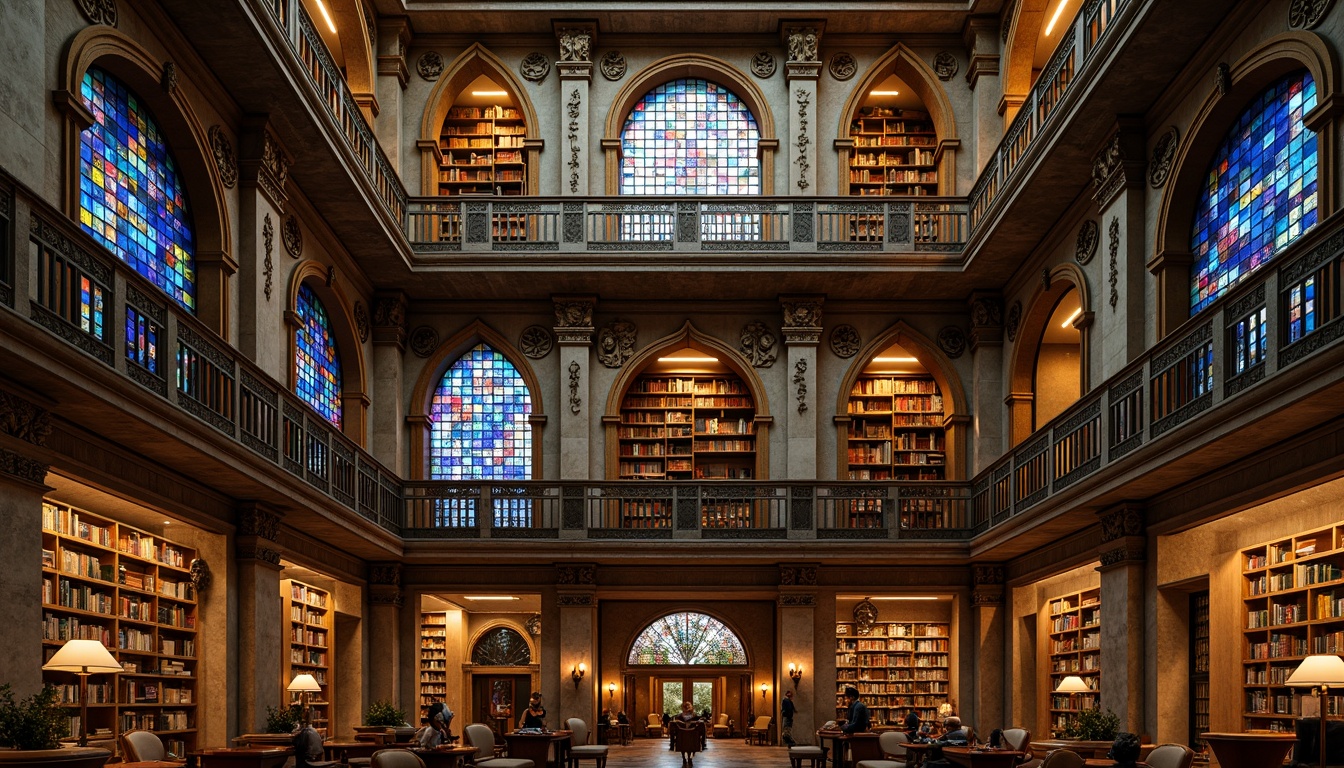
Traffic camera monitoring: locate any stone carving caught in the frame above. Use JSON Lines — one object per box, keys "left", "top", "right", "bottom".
{"left": 1100, "top": 544, "right": 1146, "bottom": 567}
{"left": 779, "top": 565, "right": 818, "bottom": 586}
{"left": 189, "top": 558, "right": 212, "bottom": 593}
{"left": 782, "top": 300, "right": 822, "bottom": 329}
{"left": 0, "top": 391, "right": 52, "bottom": 446}
{"left": 1215, "top": 62, "right": 1230, "bottom": 96}
{"left": 373, "top": 296, "right": 407, "bottom": 332}
{"left": 354, "top": 301, "right": 370, "bottom": 343}
{"left": 830, "top": 324, "right": 861, "bottom": 358}
{"left": 1108, "top": 216, "right": 1120, "bottom": 310}
{"left": 417, "top": 51, "right": 444, "bottom": 80}
{"left": 567, "top": 88, "right": 581, "bottom": 193}
{"left": 282, "top": 215, "right": 302, "bottom": 258}
{"left": 525, "top": 613, "right": 542, "bottom": 636}
{"left": 1099, "top": 505, "right": 1144, "bottom": 542}
{"left": 521, "top": 52, "right": 551, "bottom": 83}
{"left": 779, "top": 593, "right": 817, "bottom": 607}
{"left": 1076, "top": 219, "right": 1099, "bottom": 265}
{"left": 971, "top": 297, "right": 1003, "bottom": 329}
{"left": 568, "top": 361, "right": 582, "bottom": 414}
{"left": 208, "top": 126, "right": 238, "bottom": 189}
{"left": 751, "top": 52, "right": 776, "bottom": 78}
{"left": 520, "top": 325, "right": 554, "bottom": 358}
{"left": 600, "top": 51, "right": 626, "bottom": 80}
{"left": 937, "top": 326, "right": 967, "bottom": 359}
{"left": 972, "top": 564, "right": 1005, "bottom": 585}
{"left": 0, "top": 447, "right": 48, "bottom": 485}
{"left": 795, "top": 88, "right": 811, "bottom": 191}
{"left": 933, "top": 51, "right": 958, "bottom": 80}
{"left": 793, "top": 358, "right": 808, "bottom": 414}
{"left": 972, "top": 590, "right": 1004, "bottom": 606}
{"left": 787, "top": 28, "right": 819, "bottom": 63}
{"left": 557, "top": 564, "right": 597, "bottom": 584}
{"left": 262, "top": 214, "right": 274, "bottom": 301}
{"left": 76, "top": 0, "right": 118, "bottom": 26}
{"left": 558, "top": 594, "right": 593, "bottom": 606}
{"left": 829, "top": 52, "right": 857, "bottom": 81}
{"left": 853, "top": 599, "right": 878, "bottom": 635}
{"left": 1090, "top": 135, "right": 1123, "bottom": 192}
{"left": 554, "top": 300, "right": 593, "bottom": 328}
{"left": 558, "top": 29, "right": 592, "bottom": 62}
{"left": 369, "top": 563, "right": 401, "bottom": 586}
{"left": 1006, "top": 301, "right": 1022, "bottom": 342}
{"left": 739, "top": 322, "right": 779, "bottom": 367}
{"left": 1148, "top": 126, "right": 1179, "bottom": 188}
{"left": 326, "top": 265, "right": 337, "bottom": 288}
{"left": 161, "top": 61, "right": 177, "bottom": 95}
{"left": 409, "top": 326, "right": 439, "bottom": 357}
{"left": 261, "top": 131, "right": 290, "bottom": 210}
{"left": 1289, "top": 0, "right": 1334, "bottom": 28}
{"left": 596, "top": 320, "right": 636, "bottom": 368}
{"left": 238, "top": 506, "right": 281, "bottom": 541}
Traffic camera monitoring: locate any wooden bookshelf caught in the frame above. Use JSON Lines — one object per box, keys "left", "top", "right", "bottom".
{"left": 848, "top": 107, "right": 938, "bottom": 197}
{"left": 40, "top": 499, "right": 198, "bottom": 758}
{"left": 437, "top": 105, "right": 527, "bottom": 196}
{"left": 1190, "top": 590, "right": 1210, "bottom": 761}
{"left": 1241, "top": 523, "right": 1344, "bottom": 732}
{"left": 846, "top": 375, "right": 945, "bottom": 481}
{"left": 283, "top": 580, "right": 332, "bottom": 735}
{"left": 835, "top": 619, "right": 950, "bottom": 725}
{"left": 1047, "top": 588, "right": 1101, "bottom": 737}
{"left": 420, "top": 612, "right": 448, "bottom": 723}
{"left": 616, "top": 374, "right": 756, "bottom": 485}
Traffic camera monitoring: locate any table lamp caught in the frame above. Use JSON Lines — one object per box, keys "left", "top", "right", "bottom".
{"left": 1286, "top": 654, "right": 1344, "bottom": 768}
{"left": 287, "top": 673, "right": 323, "bottom": 726}
{"left": 1054, "top": 675, "right": 1091, "bottom": 735}
{"left": 42, "top": 639, "right": 123, "bottom": 746}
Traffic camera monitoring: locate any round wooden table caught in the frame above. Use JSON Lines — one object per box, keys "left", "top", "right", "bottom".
{"left": 1201, "top": 732, "right": 1296, "bottom": 768}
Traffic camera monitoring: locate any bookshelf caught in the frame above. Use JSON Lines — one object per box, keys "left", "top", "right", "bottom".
{"left": 283, "top": 580, "right": 332, "bottom": 734}
{"left": 848, "top": 106, "right": 938, "bottom": 197}
{"left": 1046, "top": 588, "right": 1101, "bottom": 737}
{"left": 40, "top": 500, "right": 198, "bottom": 758}
{"left": 1241, "top": 523, "right": 1344, "bottom": 732}
{"left": 846, "top": 374, "right": 946, "bottom": 481}
{"left": 1190, "top": 590, "right": 1210, "bottom": 761}
{"left": 437, "top": 105, "right": 527, "bottom": 196}
{"left": 616, "top": 374, "right": 756, "bottom": 485}
{"left": 420, "top": 611, "right": 448, "bottom": 723}
{"left": 834, "top": 619, "right": 950, "bottom": 725}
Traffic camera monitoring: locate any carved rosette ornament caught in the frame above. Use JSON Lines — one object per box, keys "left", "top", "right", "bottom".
{"left": 1076, "top": 220, "right": 1099, "bottom": 265}
{"left": 354, "top": 301, "right": 370, "bottom": 343}
{"left": 740, "top": 322, "right": 779, "bottom": 367}
{"left": 600, "top": 51, "right": 627, "bottom": 81}
{"left": 521, "top": 52, "right": 551, "bottom": 83}
{"left": 937, "top": 326, "right": 967, "bottom": 359}
{"left": 853, "top": 599, "right": 879, "bottom": 635}
{"left": 829, "top": 324, "right": 860, "bottom": 358}
{"left": 525, "top": 613, "right": 542, "bottom": 636}
{"left": 596, "top": 320, "right": 636, "bottom": 368}
{"left": 1289, "top": 0, "right": 1333, "bottom": 29}
{"left": 829, "top": 52, "right": 857, "bottom": 81}
{"left": 520, "top": 325, "right": 554, "bottom": 358}
{"left": 282, "top": 215, "right": 302, "bottom": 258}
{"left": 1148, "top": 126, "right": 1179, "bottom": 188}
{"left": 208, "top": 126, "right": 238, "bottom": 189}
{"left": 409, "top": 326, "right": 439, "bottom": 357}
{"left": 417, "top": 51, "right": 445, "bottom": 80}
{"left": 76, "top": 0, "right": 118, "bottom": 26}
{"left": 933, "top": 52, "right": 958, "bottom": 81}
{"left": 751, "top": 52, "right": 777, "bottom": 78}
{"left": 1006, "top": 301, "right": 1022, "bottom": 342}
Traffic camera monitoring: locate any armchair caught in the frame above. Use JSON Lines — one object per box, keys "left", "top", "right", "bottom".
{"left": 645, "top": 713, "right": 664, "bottom": 738}
{"left": 712, "top": 713, "right": 733, "bottom": 739}
{"left": 746, "top": 716, "right": 773, "bottom": 746}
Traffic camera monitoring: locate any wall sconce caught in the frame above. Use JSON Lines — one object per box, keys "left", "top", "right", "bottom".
{"left": 760, "top": 682, "right": 768, "bottom": 700}
{"left": 607, "top": 681, "right": 616, "bottom": 706}
{"left": 788, "top": 663, "right": 803, "bottom": 689}
{"left": 571, "top": 662, "right": 586, "bottom": 688}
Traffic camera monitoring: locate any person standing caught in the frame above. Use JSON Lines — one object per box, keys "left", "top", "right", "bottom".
{"left": 781, "top": 689, "right": 797, "bottom": 746}
{"left": 840, "top": 686, "right": 870, "bottom": 734}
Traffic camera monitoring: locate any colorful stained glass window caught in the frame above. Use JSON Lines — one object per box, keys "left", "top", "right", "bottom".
{"left": 78, "top": 67, "right": 196, "bottom": 311}
{"left": 628, "top": 612, "right": 747, "bottom": 665}
{"left": 472, "top": 628, "right": 532, "bottom": 666}
{"left": 1190, "top": 71, "right": 1318, "bottom": 315}
{"left": 294, "top": 284, "right": 343, "bottom": 427}
{"left": 430, "top": 343, "right": 532, "bottom": 480}
{"left": 620, "top": 78, "right": 760, "bottom": 196}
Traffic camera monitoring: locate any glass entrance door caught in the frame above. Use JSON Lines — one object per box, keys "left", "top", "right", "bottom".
{"left": 658, "top": 678, "right": 716, "bottom": 717}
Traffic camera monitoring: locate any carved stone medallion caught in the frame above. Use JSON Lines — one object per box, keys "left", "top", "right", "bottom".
{"left": 830, "top": 324, "right": 861, "bottom": 358}
{"left": 208, "top": 126, "right": 238, "bottom": 189}
{"left": 829, "top": 52, "right": 857, "bottom": 81}
{"left": 596, "top": 320, "right": 636, "bottom": 368}
{"left": 751, "top": 52, "right": 777, "bottom": 78}
{"left": 409, "top": 326, "right": 439, "bottom": 357}
{"left": 1006, "top": 301, "right": 1022, "bottom": 342}
{"left": 1148, "top": 126, "right": 1179, "bottom": 188}
{"left": 189, "top": 558, "right": 212, "bottom": 593}
{"left": 525, "top": 613, "right": 542, "bottom": 636}
{"left": 521, "top": 52, "right": 551, "bottom": 83}
{"left": 1289, "top": 0, "right": 1334, "bottom": 28}
{"left": 76, "top": 0, "right": 118, "bottom": 26}
{"left": 1076, "top": 220, "right": 1099, "bottom": 265}
{"left": 417, "top": 51, "right": 445, "bottom": 80}
{"left": 282, "top": 215, "right": 302, "bottom": 258}
{"left": 853, "top": 599, "right": 878, "bottom": 635}
{"left": 937, "top": 326, "right": 967, "bottom": 359}
{"left": 600, "top": 51, "right": 627, "bottom": 81}
{"left": 739, "top": 322, "right": 779, "bottom": 368}
{"left": 520, "top": 325, "right": 554, "bottom": 359}
{"left": 354, "top": 301, "right": 370, "bottom": 343}
{"left": 933, "top": 52, "right": 958, "bottom": 81}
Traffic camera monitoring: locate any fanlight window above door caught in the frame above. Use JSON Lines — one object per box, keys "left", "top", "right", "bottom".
{"left": 628, "top": 612, "right": 747, "bottom": 665}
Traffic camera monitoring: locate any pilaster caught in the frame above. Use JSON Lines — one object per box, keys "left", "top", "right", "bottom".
{"left": 556, "top": 564, "right": 597, "bottom": 723}
{"left": 1091, "top": 117, "right": 1149, "bottom": 374}
{"left": 375, "top": 18, "right": 411, "bottom": 173}
{"left": 962, "top": 16, "right": 1003, "bottom": 176}
{"left": 372, "top": 291, "right": 409, "bottom": 475}
{"left": 236, "top": 117, "right": 290, "bottom": 367}
{"left": 554, "top": 296, "right": 595, "bottom": 481}
{"left": 781, "top": 23, "right": 823, "bottom": 195}
{"left": 0, "top": 391, "right": 52, "bottom": 696}
{"left": 971, "top": 564, "right": 1006, "bottom": 733}
{"left": 234, "top": 502, "right": 285, "bottom": 734}
{"left": 968, "top": 292, "right": 1004, "bottom": 472}
{"left": 1096, "top": 504, "right": 1146, "bottom": 735}
{"left": 368, "top": 563, "right": 404, "bottom": 708}
{"left": 781, "top": 296, "right": 823, "bottom": 477}
{"left": 555, "top": 22, "right": 596, "bottom": 196}
{"left": 778, "top": 564, "right": 818, "bottom": 745}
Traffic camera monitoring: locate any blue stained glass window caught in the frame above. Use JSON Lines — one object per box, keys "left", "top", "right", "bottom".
{"left": 430, "top": 343, "right": 532, "bottom": 480}
{"left": 620, "top": 78, "right": 760, "bottom": 195}
{"left": 627, "top": 612, "right": 747, "bottom": 665}
{"left": 1190, "top": 71, "right": 1318, "bottom": 315}
{"left": 78, "top": 67, "right": 196, "bottom": 311}
{"left": 294, "top": 284, "right": 343, "bottom": 427}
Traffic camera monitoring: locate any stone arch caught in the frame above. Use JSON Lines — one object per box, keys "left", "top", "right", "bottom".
{"left": 469, "top": 622, "right": 537, "bottom": 665}
{"left": 325, "top": 0, "right": 379, "bottom": 119}
{"left": 601, "top": 54, "right": 778, "bottom": 194}
{"left": 59, "top": 27, "right": 234, "bottom": 336}
{"left": 1151, "top": 32, "right": 1338, "bottom": 336}
{"left": 833, "top": 321, "right": 969, "bottom": 480}
{"left": 836, "top": 44, "right": 961, "bottom": 194}
{"left": 602, "top": 321, "right": 773, "bottom": 480}
{"left": 407, "top": 320, "right": 546, "bottom": 481}
{"left": 1000, "top": 0, "right": 1052, "bottom": 127}
{"left": 621, "top": 609, "right": 752, "bottom": 668}
{"left": 285, "top": 261, "right": 369, "bottom": 445}
{"left": 418, "top": 44, "right": 543, "bottom": 195}
{"left": 1007, "top": 263, "right": 1092, "bottom": 445}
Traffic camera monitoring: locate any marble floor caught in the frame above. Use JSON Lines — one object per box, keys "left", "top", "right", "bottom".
{"left": 600, "top": 736, "right": 792, "bottom": 768}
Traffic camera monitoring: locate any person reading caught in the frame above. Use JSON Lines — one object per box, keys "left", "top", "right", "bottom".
{"left": 519, "top": 692, "right": 547, "bottom": 730}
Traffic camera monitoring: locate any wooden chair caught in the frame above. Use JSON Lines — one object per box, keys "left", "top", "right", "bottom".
{"left": 746, "top": 716, "right": 773, "bottom": 745}
{"left": 565, "top": 718, "right": 609, "bottom": 768}
{"left": 119, "top": 730, "right": 181, "bottom": 763}
{"left": 1144, "top": 744, "right": 1195, "bottom": 768}
{"left": 856, "top": 730, "right": 909, "bottom": 768}
{"left": 1038, "top": 749, "right": 1084, "bottom": 768}
{"left": 465, "top": 723, "right": 534, "bottom": 768}
{"left": 712, "top": 713, "right": 733, "bottom": 738}
{"left": 1001, "top": 728, "right": 1031, "bottom": 762}
{"left": 645, "top": 713, "right": 665, "bottom": 738}
{"left": 370, "top": 750, "right": 426, "bottom": 768}
{"left": 672, "top": 721, "right": 703, "bottom": 765}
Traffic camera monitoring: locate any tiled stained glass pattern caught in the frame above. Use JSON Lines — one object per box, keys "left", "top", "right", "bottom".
{"left": 1191, "top": 71, "right": 1318, "bottom": 315}
{"left": 78, "top": 67, "right": 196, "bottom": 311}
{"left": 620, "top": 78, "right": 760, "bottom": 195}
{"left": 430, "top": 343, "right": 532, "bottom": 480}
{"left": 294, "top": 284, "right": 343, "bottom": 427}
{"left": 628, "top": 612, "right": 747, "bottom": 665}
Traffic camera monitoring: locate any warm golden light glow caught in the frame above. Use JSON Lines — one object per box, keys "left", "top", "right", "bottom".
{"left": 473, "top": 90, "right": 509, "bottom": 97}
{"left": 463, "top": 595, "right": 519, "bottom": 601}
{"left": 1044, "top": 0, "right": 1068, "bottom": 35}
{"left": 1061, "top": 307, "right": 1083, "bottom": 328}
{"left": 873, "top": 356, "right": 919, "bottom": 363}
{"left": 658, "top": 356, "right": 719, "bottom": 362}
{"left": 838, "top": 595, "right": 941, "bottom": 601}
{"left": 870, "top": 90, "right": 901, "bottom": 96}
{"left": 314, "top": 0, "right": 337, "bottom": 34}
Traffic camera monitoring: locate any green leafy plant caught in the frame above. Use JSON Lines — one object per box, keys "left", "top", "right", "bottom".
{"left": 364, "top": 700, "right": 407, "bottom": 727}
{"left": 264, "top": 703, "right": 302, "bottom": 734}
{"left": 0, "top": 683, "right": 70, "bottom": 750}
{"left": 1064, "top": 707, "right": 1120, "bottom": 741}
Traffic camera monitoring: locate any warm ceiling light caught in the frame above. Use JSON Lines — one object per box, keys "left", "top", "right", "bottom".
{"left": 313, "top": 0, "right": 337, "bottom": 34}
{"left": 1061, "top": 307, "right": 1083, "bottom": 328}
{"left": 838, "top": 595, "right": 940, "bottom": 601}
{"left": 1044, "top": 0, "right": 1068, "bottom": 35}
{"left": 658, "top": 356, "right": 719, "bottom": 362}
{"left": 870, "top": 90, "right": 901, "bottom": 96}
{"left": 873, "top": 356, "right": 919, "bottom": 363}
{"left": 463, "top": 595, "right": 520, "bottom": 601}
{"left": 473, "top": 90, "right": 509, "bottom": 97}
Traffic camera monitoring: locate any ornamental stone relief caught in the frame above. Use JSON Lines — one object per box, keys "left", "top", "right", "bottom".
{"left": 596, "top": 320, "right": 636, "bottom": 368}
{"left": 354, "top": 301, "right": 370, "bottom": 343}
{"left": 1148, "top": 126, "right": 1179, "bottom": 188}
{"left": 795, "top": 88, "right": 811, "bottom": 191}
{"left": 373, "top": 296, "right": 407, "bottom": 332}
{"left": 739, "top": 322, "right": 779, "bottom": 367}
{"left": 76, "top": 0, "right": 118, "bottom": 26}
{"left": 0, "top": 391, "right": 52, "bottom": 446}
{"left": 282, "top": 215, "right": 302, "bottom": 258}
{"left": 829, "top": 324, "right": 861, "bottom": 358}
{"left": 1006, "top": 301, "right": 1022, "bottom": 342}
{"left": 568, "top": 361, "right": 582, "bottom": 414}
{"left": 558, "top": 29, "right": 592, "bottom": 62}
{"left": 519, "top": 325, "right": 554, "bottom": 358}
{"left": 793, "top": 358, "right": 808, "bottom": 414}
{"left": 1289, "top": 0, "right": 1334, "bottom": 28}
{"left": 829, "top": 52, "right": 857, "bottom": 81}
{"left": 937, "top": 326, "right": 967, "bottom": 359}
{"left": 521, "top": 52, "right": 551, "bottom": 83}
{"left": 751, "top": 52, "right": 776, "bottom": 78}
{"left": 161, "top": 61, "right": 177, "bottom": 95}
{"left": 787, "top": 28, "right": 819, "bottom": 63}
{"left": 970, "top": 297, "right": 1003, "bottom": 329}
{"left": 933, "top": 52, "right": 958, "bottom": 81}
{"left": 600, "top": 51, "right": 627, "bottom": 80}
{"left": 554, "top": 300, "right": 593, "bottom": 329}
{"left": 1076, "top": 220, "right": 1099, "bottom": 265}
{"left": 417, "top": 51, "right": 444, "bottom": 80}
{"left": 1108, "top": 217, "right": 1120, "bottom": 310}
{"left": 208, "top": 126, "right": 238, "bottom": 189}
{"left": 409, "top": 326, "right": 439, "bottom": 357}
{"left": 262, "top": 214, "right": 274, "bottom": 302}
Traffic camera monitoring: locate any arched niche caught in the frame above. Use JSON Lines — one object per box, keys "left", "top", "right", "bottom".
{"left": 601, "top": 55, "right": 778, "bottom": 195}
{"left": 836, "top": 44, "right": 961, "bottom": 195}
{"left": 1007, "top": 263, "right": 1092, "bottom": 445}
{"left": 407, "top": 320, "right": 546, "bottom": 481}
{"left": 285, "top": 260, "right": 370, "bottom": 445}
{"left": 833, "top": 322, "right": 969, "bottom": 480}
{"left": 323, "top": 0, "right": 378, "bottom": 119}
{"left": 623, "top": 610, "right": 751, "bottom": 667}
{"left": 1151, "top": 32, "right": 1338, "bottom": 337}
{"left": 470, "top": 624, "right": 537, "bottom": 666}
{"left": 418, "top": 44, "right": 543, "bottom": 195}
{"left": 1000, "top": 0, "right": 1052, "bottom": 126}
{"left": 602, "top": 321, "right": 772, "bottom": 480}
{"left": 59, "top": 27, "right": 234, "bottom": 337}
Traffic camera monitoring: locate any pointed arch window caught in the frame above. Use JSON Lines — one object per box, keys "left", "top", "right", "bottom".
{"left": 78, "top": 66, "right": 197, "bottom": 311}
{"left": 430, "top": 343, "right": 532, "bottom": 480}
{"left": 294, "top": 284, "right": 343, "bottom": 427}
{"left": 1190, "top": 70, "right": 1318, "bottom": 315}
{"left": 627, "top": 612, "right": 747, "bottom": 665}
{"left": 620, "top": 78, "right": 760, "bottom": 196}
{"left": 472, "top": 627, "right": 532, "bottom": 666}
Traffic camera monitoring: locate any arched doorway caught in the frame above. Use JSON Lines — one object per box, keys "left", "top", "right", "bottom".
{"left": 1008, "top": 266, "right": 1091, "bottom": 445}
{"left": 622, "top": 611, "right": 753, "bottom": 737}
{"left": 1032, "top": 288, "right": 1083, "bottom": 429}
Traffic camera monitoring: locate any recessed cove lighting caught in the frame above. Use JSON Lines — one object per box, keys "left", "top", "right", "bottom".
{"left": 1061, "top": 307, "right": 1083, "bottom": 328}
{"left": 873, "top": 357, "right": 919, "bottom": 363}
{"left": 314, "top": 0, "right": 337, "bottom": 34}
{"left": 1044, "top": 0, "right": 1068, "bottom": 35}
{"left": 473, "top": 90, "right": 509, "bottom": 97}
{"left": 658, "top": 356, "right": 719, "bottom": 362}
{"left": 870, "top": 90, "right": 901, "bottom": 96}
{"left": 463, "top": 595, "right": 520, "bottom": 601}
{"left": 839, "top": 595, "right": 941, "bottom": 601}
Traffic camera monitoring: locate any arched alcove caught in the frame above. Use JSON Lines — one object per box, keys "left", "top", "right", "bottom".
{"left": 285, "top": 261, "right": 369, "bottom": 445}
{"left": 619, "top": 608, "right": 754, "bottom": 725}
{"left": 1007, "top": 263, "right": 1092, "bottom": 445}
{"left": 318, "top": 0, "right": 378, "bottom": 119}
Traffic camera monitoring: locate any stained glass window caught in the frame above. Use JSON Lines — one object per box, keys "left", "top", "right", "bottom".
{"left": 430, "top": 343, "right": 532, "bottom": 480}
{"left": 1190, "top": 71, "right": 1318, "bottom": 315}
{"left": 628, "top": 612, "right": 747, "bottom": 665}
{"left": 620, "top": 78, "right": 760, "bottom": 196}
{"left": 472, "top": 627, "right": 532, "bottom": 666}
{"left": 294, "top": 284, "right": 343, "bottom": 427}
{"left": 78, "top": 66, "right": 196, "bottom": 311}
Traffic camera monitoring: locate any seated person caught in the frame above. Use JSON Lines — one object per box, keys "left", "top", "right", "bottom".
{"left": 920, "top": 717, "right": 971, "bottom": 768}
{"left": 519, "top": 693, "right": 546, "bottom": 730}
{"left": 616, "top": 710, "right": 630, "bottom": 725}
{"left": 939, "top": 716, "right": 969, "bottom": 744}
{"left": 292, "top": 722, "right": 326, "bottom": 768}
{"left": 903, "top": 710, "right": 922, "bottom": 740}
{"left": 417, "top": 701, "right": 455, "bottom": 748}
{"left": 675, "top": 702, "right": 698, "bottom": 723}
{"left": 1109, "top": 733, "right": 1141, "bottom": 768}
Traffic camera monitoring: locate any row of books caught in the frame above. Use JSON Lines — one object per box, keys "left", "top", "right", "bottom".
{"left": 447, "top": 106, "right": 521, "bottom": 119}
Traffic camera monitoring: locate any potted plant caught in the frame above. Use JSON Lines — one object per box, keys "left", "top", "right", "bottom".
{"left": 1063, "top": 707, "right": 1121, "bottom": 741}
{"left": 233, "top": 704, "right": 302, "bottom": 748}
{"left": 0, "top": 684, "right": 110, "bottom": 767}
{"left": 355, "top": 701, "right": 411, "bottom": 742}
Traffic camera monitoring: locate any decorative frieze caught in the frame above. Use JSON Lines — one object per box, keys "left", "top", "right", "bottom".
{"left": 0, "top": 447, "right": 48, "bottom": 486}
{"left": 779, "top": 564, "right": 818, "bottom": 586}
{"left": 596, "top": 320, "right": 636, "bottom": 368}
{"left": 557, "top": 564, "right": 597, "bottom": 584}
{"left": 778, "top": 593, "right": 817, "bottom": 607}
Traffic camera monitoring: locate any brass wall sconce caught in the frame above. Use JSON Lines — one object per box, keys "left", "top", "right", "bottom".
{"left": 788, "top": 663, "right": 803, "bottom": 689}
{"left": 760, "top": 682, "right": 768, "bottom": 700}
{"left": 571, "top": 662, "right": 586, "bottom": 688}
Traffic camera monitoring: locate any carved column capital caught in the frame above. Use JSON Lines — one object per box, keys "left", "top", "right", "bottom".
{"left": 779, "top": 563, "right": 819, "bottom": 586}
{"left": 372, "top": 291, "right": 409, "bottom": 348}
{"left": 1090, "top": 116, "right": 1146, "bottom": 211}
{"left": 780, "top": 295, "right": 823, "bottom": 344}
{"left": 555, "top": 21, "right": 596, "bottom": 80}
{"left": 1096, "top": 504, "right": 1146, "bottom": 572}
{"left": 968, "top": 292, "right": 1004, "bottom": 350}
{"left": 238, "top": 116, "right": 291, "bottom": 213}
{"left": 780, "top": 21, "right": 824, "bottom": 66}
{"left": 237, "top": 502, "right": 283, "bottom": 541}
{"left": 556, "top": 563, "right": 597, "bottom": 585}
{"left": 553, "top": 295, "right": 596, "bottom": 345}
{"left": 0, "top": 446, "right": 50, "bottom": 488}
{"left": 971, "top": 562, "right": 1006, "bottom": 605}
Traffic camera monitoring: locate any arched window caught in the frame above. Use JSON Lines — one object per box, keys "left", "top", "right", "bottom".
{"left": 627, "top": 612, "right": 747, "bottom": 665}
{"left": 430, "top": 343, "right": 532, "bottom": 480}
{"left": 620, "top": 79, "right": 760, "bottom": 195}
{"left": 294, "top": 284, "right": 343, "bottom": 427}
{"left": 78, "top": 66, "right": 197, "bottom": 311}
{"left": 1190, "top": 70, "right": 1318, "bottom": 315}
{"left": 472, "top": 627, "right": 532, "bottom": 665}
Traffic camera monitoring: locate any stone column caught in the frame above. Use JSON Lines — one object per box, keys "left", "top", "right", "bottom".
{"left": 1096, "top": 505, "right": 1145, "bottom": 734}
{"left": 554, "top": 297, "right": 595, "bottom": 482}
{"left": 782, "top": 24, "right": 823, "bottom": 195}
{"left": 374, "top": 19, "right": 410, "bottom": 172}
{"left": 962, "top": 17, "right": 1003, "bottom": 176}
{"left": 236, "top": 118, "right": 291, "bottom": 368}
{"left": 971, "top": 565, "right": 1007, "bottom": 734}
{"left": 968, "top": 294, "right": 1004, "bottom": 473}
{"left": 368, "top": 563, "right": 404, "bottom": 709}
{"left": 372, "top": 293, "right": 409, "bottom": 474}
{"left": 556, "top": 565, "right": 597, "bottom": 724}
{"left": 778, "top": 565, "right": 818, "bottom": 745}
{"left": 555, "top": 23, "right": 596, "bottom": 196}
{"left": 234, "top": 503, "right": 286, "bottom": 734}
{"left": 0, "top": 392, "right": 52, "bottom": 695}
{"left": 780, "top": 297, "right": 823, "bottom": 478}
{"left": 1090, "top": 118, "right": 1149, "bottom": 374}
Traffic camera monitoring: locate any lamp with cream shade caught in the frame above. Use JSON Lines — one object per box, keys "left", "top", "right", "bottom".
{"left": 1055, "top": 675, "right": 1092, "bottom": 736}
{"left": 1286, "top": 654, "right": 1344, "bottom": 768}
{"left": 287, "top": 673, "right": 323, "bottom": 727}
{"left": 42, "top": 639, "right": 123, "bottom": 746}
